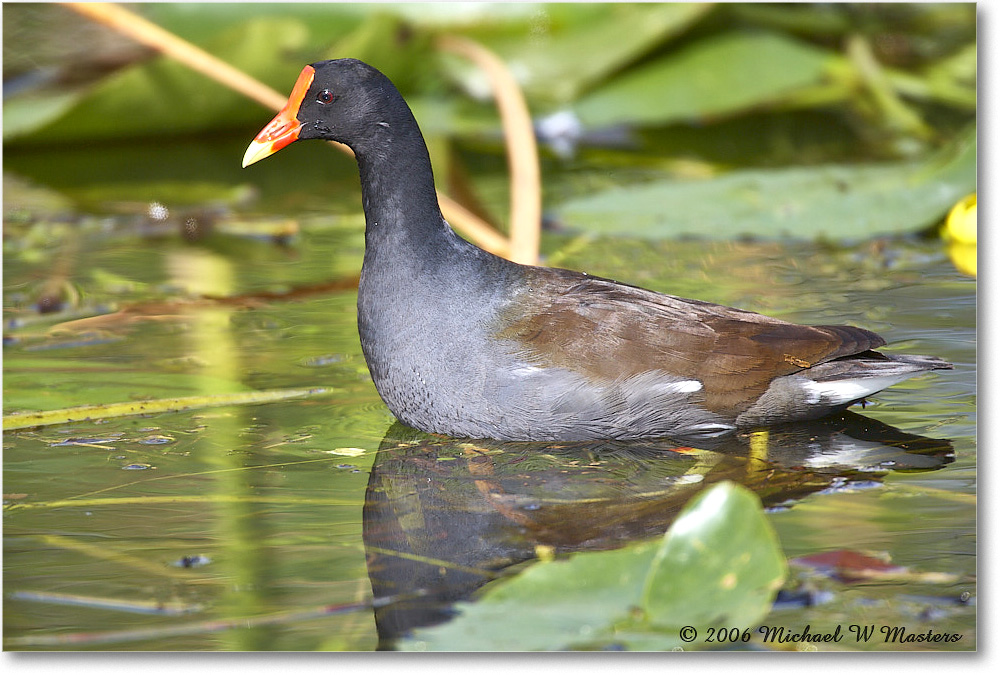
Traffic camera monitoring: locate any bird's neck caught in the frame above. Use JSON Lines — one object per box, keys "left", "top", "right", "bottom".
{"left": 355, "top": 124, "right": 454, "bottom": 262}
{"left": 351, "top": 108, "right": 516, "bottom": 305}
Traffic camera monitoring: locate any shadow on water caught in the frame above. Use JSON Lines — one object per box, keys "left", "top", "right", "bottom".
{"left": 362, "top": 412, "right": 952, "bottom": 649}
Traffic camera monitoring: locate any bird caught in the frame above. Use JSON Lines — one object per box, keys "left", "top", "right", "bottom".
{"left": 242, "top": 58, "right": 951, "bottom": 442}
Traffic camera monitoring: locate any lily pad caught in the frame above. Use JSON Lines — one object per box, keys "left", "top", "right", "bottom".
{"left": 558, "top": 126, "right": 976, "bottom": 240}
{"left": 497, "top": 2, "right": 714, "bottom": 105}
{"left": 573, "top": 31, "right": 836, "bottom": 128}
{"left": 399, "top": 481, "right": 786, "bottom": 651}
{"left": 324, "top": 12, "right": 435, "bottom": 93}
{"left": 1, "top": 89, "right": 86, "bottom": 142}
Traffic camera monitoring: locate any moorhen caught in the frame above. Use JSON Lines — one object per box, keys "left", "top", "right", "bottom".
{"left": 243, "top": 59, "right": 951, "bottom": 441}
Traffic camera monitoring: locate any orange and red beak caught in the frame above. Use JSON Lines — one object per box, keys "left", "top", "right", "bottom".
{"left": 242, "top": 66, "right": 315, "bottom": 168}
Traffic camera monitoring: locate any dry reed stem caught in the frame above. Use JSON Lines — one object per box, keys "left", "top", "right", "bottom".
{"left": 437, "top": 34, "right": 542, "bottom": 265}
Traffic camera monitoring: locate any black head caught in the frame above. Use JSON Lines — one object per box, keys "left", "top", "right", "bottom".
{"left": 243, "top": 59, "right": 409, "bottom": 167}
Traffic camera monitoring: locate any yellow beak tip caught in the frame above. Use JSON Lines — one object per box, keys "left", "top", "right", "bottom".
{"left": 242, "top": 140, "right": 270, "bottom": 169}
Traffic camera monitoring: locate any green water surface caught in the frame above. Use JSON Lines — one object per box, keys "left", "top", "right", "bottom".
{"left": 2, "top": 135, "right": 976, "bottom": 651}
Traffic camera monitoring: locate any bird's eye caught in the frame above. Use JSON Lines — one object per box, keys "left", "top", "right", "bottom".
{"left": 317, "top": 90, "right": 334, "bottom": 105}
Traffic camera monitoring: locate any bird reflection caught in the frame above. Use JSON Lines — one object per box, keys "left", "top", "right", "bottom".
{"left": 362, "top": 412, "right": 952, "bottom": 649}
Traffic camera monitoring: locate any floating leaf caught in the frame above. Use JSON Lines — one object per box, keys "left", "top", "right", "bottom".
{"left": 558, "top": 126, "right": 975, "bottom": 239}
{"left": 573, "top": 31, "right": 835, "bottom": 127}
{"left": 399, "top": 482, "right": 785, "bottom": 651}
{"left": 639, "top": 480, "right": 787, "bottom": 630}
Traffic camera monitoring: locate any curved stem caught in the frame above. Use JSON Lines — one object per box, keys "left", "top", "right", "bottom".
{"left": 437, "top": 34, "right": 542, "bottom": 265}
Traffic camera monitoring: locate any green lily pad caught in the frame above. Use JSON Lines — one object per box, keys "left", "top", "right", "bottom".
{"left": 500, "top": 2, "right": 713, "bottom": 105}
{"left": 399, "top": 481, "right": 786, "bottom": 651}
{"left": 573, "top": 31, "right": 835, "bottom": 128}
{"left": 142, "top": 2, "right": 363, "bottom": 51}
{"left": 324, "top": 12, "right": 435, "bottom": 93}
{"left": 558, "top": 126, "right": 976, "bottom": 240}
{"left": 1, "top": 89, "right": 86, "bottom": 142}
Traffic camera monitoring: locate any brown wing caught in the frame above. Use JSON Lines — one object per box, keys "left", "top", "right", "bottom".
{"left": 496, "top": 267, "right": 886, "bottom": 416}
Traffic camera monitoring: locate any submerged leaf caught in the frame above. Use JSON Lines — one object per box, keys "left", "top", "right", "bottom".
{"left": 2, "top": 387, "right": 335, "bottom": 431}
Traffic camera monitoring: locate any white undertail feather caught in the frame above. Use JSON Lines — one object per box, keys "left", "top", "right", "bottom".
{"left": 803, "top": 372, "right": 920, "bottom": 405}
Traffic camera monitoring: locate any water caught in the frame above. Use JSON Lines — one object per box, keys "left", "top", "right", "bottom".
{"left": 2, "top": 140, "right": 976, "bottom": 651}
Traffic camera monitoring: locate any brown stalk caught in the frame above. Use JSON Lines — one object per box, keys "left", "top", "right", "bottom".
{"left": 62, "top": 2, "right": 512, "bottom": 258}
{"left": 437, "top": 34, "right": 542, "bottom": 265}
